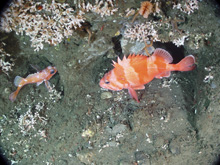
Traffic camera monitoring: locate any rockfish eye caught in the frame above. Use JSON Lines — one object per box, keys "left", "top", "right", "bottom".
{"left": 105, "top": 80, "right": 110, "bottom": 84}
{"left": 50, "top": 69, "right": 55, "bottom": 74}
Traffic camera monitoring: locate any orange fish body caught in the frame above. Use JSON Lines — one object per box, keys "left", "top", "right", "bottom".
{"left": 99, "top": 48, "right": 196, "bottom": 102}
{"left": 9, "top": 66, "right": 57, "bottom": 102}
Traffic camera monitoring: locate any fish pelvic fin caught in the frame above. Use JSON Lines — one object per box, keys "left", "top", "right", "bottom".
{"left": 176, "top": 55, "right": 196, "bottom": 71}
{"left": 128, "top": 87, "right": 140, "bottom": 103}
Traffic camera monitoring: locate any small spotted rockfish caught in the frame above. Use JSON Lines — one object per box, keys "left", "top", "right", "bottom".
{"left": 9, "top": 66, "right": 57, "bottom": 102}
{"left": 99, "top": 48, "right": 196, "bottom": 102}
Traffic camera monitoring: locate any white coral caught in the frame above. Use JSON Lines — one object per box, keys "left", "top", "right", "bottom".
{"left": 0, "top": 0, "right": 85, "bottom": 51}
{"left": 173, "top": 0, "right": 199, "bottom": 15}
{"left": 172, "top": 35, "right": 188, "bottom": 47}
{"left": 80, "top": 0, "right": 118, "bottom": 17}
{"left": 124, "top": 22, "right": 161, "bottom": 42}
{"left": 0, "top": 43, "right": 14, "bottom": 75}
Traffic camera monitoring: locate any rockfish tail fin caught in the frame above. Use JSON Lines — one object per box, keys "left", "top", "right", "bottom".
{"left": 176, "top": 55, "right": 196, "bottom": 71}
{"left": 9, "top": 91, "right": 18, "bottom": 102}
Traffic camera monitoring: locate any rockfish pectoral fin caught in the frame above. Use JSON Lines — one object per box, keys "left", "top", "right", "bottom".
{"left": 128, "top": 87, "right": 140, "bottom": 103}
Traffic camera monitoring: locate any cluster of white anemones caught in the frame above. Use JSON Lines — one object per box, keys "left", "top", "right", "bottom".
{"left": 124, "top": 21, "right": 161, "bottom": 43}
{"left": 0, "top": 0, "right": 85, "bottom": 51}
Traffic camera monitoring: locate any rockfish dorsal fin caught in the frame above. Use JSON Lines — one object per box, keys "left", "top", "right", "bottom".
{"left": 152, "top": 48, "right": 173, "bottom": 63}
{"left": 127, "top": 54, "right": 147, "bottom": 64}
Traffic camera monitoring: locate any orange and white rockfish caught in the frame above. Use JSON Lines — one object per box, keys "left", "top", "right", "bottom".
{"left": 99, "top": 48, "right": 196, "bottom": 102}
{"left": 9, "top": 66, "right": 57, "bottom": 102}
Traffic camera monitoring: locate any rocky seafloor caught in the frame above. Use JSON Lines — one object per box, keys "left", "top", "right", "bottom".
{"left": 0, "top": 0, "right": 220, "bottom": 164}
